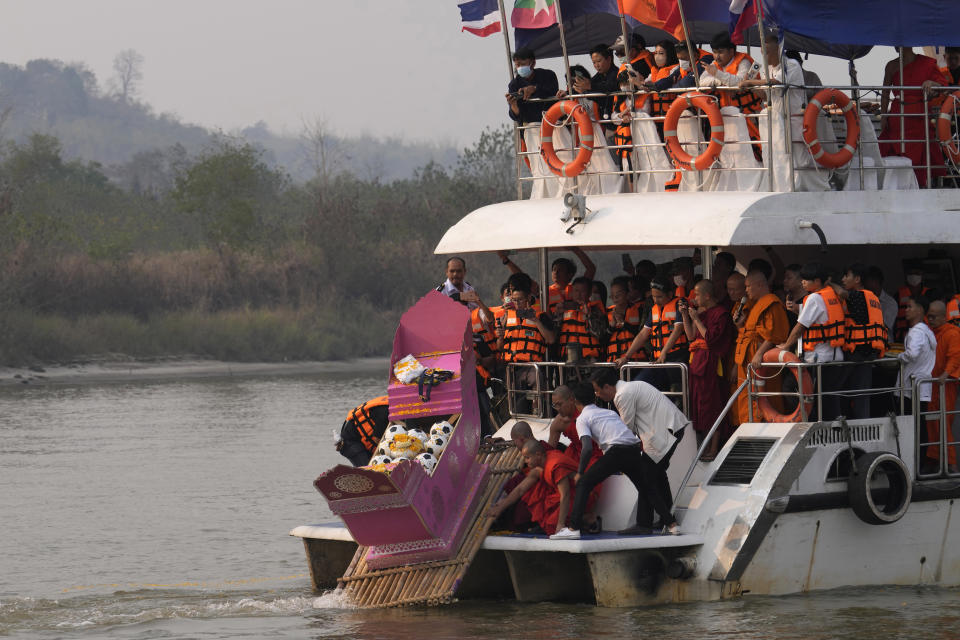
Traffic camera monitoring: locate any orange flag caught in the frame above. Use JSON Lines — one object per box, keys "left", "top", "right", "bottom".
{"left": 618, "top": 0, "right": 685, "bottom": 38}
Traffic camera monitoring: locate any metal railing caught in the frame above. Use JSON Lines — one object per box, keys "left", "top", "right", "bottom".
{"left": 745, "top": 356, "right": 906, "bottom": 423}
{"left": 912, "top": 376, "right": 960, "bottom": 479}
{"left": 504, "top": 360, "right": 689, "bottom": 419}
{"left": 513, "top": 82, "right": 960, "bottom": 195}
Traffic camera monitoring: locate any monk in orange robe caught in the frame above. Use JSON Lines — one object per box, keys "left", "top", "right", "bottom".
{"left": 925, "top": 301, "right": 960, "bottom": 469}
{"left": 496, "top": 421, "right": 554, "bottom": 530}
{"left": 733, "top": 271, "right": 789, "bottom": 425}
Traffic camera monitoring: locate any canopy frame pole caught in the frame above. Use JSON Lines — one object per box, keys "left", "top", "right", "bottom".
{"left": 497, "top": 0, "right": 525, "bottom": 201}
{"left": 555, "top": 0, "right": 573, "bottom": 96}
{"left": 538, "top": 248, "right": 550, "bottom": 317}
{"left": 675, "top": 0, "right": 701, "bottom": 87}
{"left": 899, "top": 48, "right": 905, "bottom": 156}
{"left": 757, "top": 15, "right": 774, "bottom": 190}
{"left": 781, "top": 37, "right": 795, "bottom": 192}
{"left": 851, "top": 59, "right": 865, "bottom": 191}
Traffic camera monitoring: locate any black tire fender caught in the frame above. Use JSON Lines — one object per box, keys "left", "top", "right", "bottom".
{"left": 847, "top": 451, "right": 912, "bottom": 525}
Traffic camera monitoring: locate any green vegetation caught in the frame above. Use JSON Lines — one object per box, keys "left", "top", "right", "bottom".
{"left": 0, "top": 126, "right": 518, "bottom": 366}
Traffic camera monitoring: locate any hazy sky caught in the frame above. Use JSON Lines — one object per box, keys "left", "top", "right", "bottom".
{"left": 1, "top": 0, "right": 897, "bottom": 147}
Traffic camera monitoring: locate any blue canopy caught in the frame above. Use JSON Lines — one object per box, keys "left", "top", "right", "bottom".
{"left": 515, "top": 0, "right": 872, "bottom": 60}
{"left": 763, "top": 0, "right": 960, "bottom": 47}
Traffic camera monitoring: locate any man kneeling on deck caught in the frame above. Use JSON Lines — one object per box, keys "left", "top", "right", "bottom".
{"left": 552, "top": 383, "right": 678, "bottom": 539}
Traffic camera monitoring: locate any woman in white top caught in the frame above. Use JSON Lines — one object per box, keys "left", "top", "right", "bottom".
{"left": 897, "top": 294, "right": 937, "bottom": 414}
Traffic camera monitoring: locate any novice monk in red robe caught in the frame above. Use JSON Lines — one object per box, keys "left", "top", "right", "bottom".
{"left": 498, "top": 421, "right": 554, "bottom": 530}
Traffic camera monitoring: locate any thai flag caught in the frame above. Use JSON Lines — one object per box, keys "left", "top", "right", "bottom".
{"left": 459, "top": 0, "right": 502, "bottom": 37}
{"left": 728, "top": 0, "right": 758, "bottom": 45}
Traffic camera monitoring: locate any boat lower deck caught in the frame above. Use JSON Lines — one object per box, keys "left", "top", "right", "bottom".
{"left": 291, "top": 522, "right": 706, "bottom": 606}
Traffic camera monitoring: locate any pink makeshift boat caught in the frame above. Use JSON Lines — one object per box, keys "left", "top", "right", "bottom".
{"left": 313, "top": 292, "right": 488, "bottom": 569}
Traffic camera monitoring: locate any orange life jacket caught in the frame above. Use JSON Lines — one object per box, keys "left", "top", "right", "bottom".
{"left": 559, "top": 301, "right": 604, "bottom": 359}
{"left": 345, "top": 395, "right": 390, "bottom": 453}
{"left": 895, "top": 284, "right": 930, "bottom": 341}
{"left": 650, "top": 63, "right": 680, "bottom": 117}
{"left": 649, "top": 297, "right": 688, "bottom": 358}
{"left": 471, "top": 307, "right": 499, "bottom": 354}
{"left": 606, "top": 302, "right": 645, "bottom": 361}
{"left": 947, "top": 294, "right": 960, "bottom": 328}
{"left": 548, "top": 283, "right": 572, "bottom": 314}
{"left": 502, "top": 308, "right": 547, "bottom": 363}
{"left": 712, "top": 51, "right": 763, "bottom": 114}
{"left": 843, "top": 289, "right": 888, "bottom": 356}
{"left": 803, "top": 287, "right": 846, "bottom": 350}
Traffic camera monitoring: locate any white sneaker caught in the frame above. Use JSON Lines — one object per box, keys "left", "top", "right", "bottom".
{"left": 663, "top": 522, "right": 680, "bottom": 536}
{"left": 549, "top": 527, "right": 581, "bottom": 540}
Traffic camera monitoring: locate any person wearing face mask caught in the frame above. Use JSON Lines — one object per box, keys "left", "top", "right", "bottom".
{"left": 670, "top": 256, "right": 698, "bottom": 302}
{"left": 674, "top": 41, "right": 713, "bottom": 89}
{"left": 645, "top": 40, "right": 681, "bottom": 119}
{"left": 609, "top": 33, "right": 655, "bottom": 183}
{"left": 506, "top": 47, "right": 560, "bottom": 199}
{"left": 895, "top": 263, "right": 929, "bottom": 342}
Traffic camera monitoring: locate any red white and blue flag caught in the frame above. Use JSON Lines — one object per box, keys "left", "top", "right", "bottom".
{"left": 459, "top": 0, "right": 502, "bottom": 37}
{"left": 728, "top": 0, "right": 758, "bottom": 44}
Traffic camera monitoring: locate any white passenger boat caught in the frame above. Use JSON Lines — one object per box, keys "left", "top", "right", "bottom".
{"left": 292, "top": 2, "right": 960, "bottom": 607}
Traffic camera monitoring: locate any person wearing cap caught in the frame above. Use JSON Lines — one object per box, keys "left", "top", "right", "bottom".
{"left": 616, "top": 276, "right": 689, "bottom": 392}
{"left": 506, "top": 47, "right": 560, "bottom": 199}
{"left": 674, "top": 41, "right": 714, "bottom": 89}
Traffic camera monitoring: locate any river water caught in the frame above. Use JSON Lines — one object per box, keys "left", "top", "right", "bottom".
{"left": 2, "top": 366, "right": 958, "bottom": 639}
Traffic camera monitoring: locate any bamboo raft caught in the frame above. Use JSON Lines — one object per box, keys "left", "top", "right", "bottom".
{"left": 336, "top": 442, "right": 522, "bottom": 608}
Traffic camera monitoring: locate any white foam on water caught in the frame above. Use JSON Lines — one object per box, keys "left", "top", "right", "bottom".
{"left": 312, "top": 588, "right": 357, "bottom": 610}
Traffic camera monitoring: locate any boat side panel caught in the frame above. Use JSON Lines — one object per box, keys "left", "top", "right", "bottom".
{"left": 303, "top": 538, "right": 357, "bottom": 591}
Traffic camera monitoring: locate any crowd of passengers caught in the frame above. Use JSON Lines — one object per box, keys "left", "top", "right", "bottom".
{"left": 507, "top": 32, "right": 960, "bottom": 192}
{"left": 439, "top": 249, "right": 960, "bottom": 476}
{"left": 337, "top": 251, "right": 960, "bottom": 539}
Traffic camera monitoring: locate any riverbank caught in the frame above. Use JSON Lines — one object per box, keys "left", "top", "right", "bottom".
{"left": 0, "top": 356, "right": 390, "bottom": 387}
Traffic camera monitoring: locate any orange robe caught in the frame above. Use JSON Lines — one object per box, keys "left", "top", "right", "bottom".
{"left": 927, "top": 323, "right": 960, "bottom": 465}
{"left": 733, "top": 294, "right": 790, "bottom": 425}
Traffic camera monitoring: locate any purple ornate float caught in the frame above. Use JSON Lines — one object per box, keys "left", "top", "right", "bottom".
{"left": 314, "top": 292, "right": 488, "bottom": 569}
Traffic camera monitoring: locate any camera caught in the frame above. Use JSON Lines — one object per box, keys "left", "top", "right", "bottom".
{"left": 508, "top": 91, "right": 523, "bottom": 100}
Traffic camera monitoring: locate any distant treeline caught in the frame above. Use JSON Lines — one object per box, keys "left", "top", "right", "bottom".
{"left": 0, "top": 124, "right": 520, "bottom": 366}
{"left": 0, "top": 57, "right": 458, "bottom": 185}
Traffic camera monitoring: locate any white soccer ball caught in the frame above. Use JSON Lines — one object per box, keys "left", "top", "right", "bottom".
{"left": 406, "top": 429, "right": 429, "bottom": 443}
{"left": 426, "top": 434, "right": 448, "bottom": 456}
{"left": 415, "top": 452, "right": 438, "bottom": 474}
{"left": 382, "top": 424, "right": 406, "bottom": 443}
{"left": 369, "top": 454, "right": 393, "bottom": 466}
{"left": 376, "top": 440, "right": 392, "bottom": 456}
{"left": 430, "top": 421, "right": 453, "bottom": 437}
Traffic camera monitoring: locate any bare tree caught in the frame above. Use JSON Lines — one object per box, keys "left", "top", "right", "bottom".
{"left": 299, "top": 116, "right": 346, "bottom": 184}
{"left": 110, "top": 49, "right": 144, "bottom": 102}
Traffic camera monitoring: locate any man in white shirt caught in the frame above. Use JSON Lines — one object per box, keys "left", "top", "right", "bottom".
{"left": 550, "top": 382, "right": 677, "bottom": 539}
{"left": 897, "top": 294, "right": 936, "bottom": 415}
{"left": 591, "top": 368, "right": 688, "bottom": 523}
{"left": 437, "top": 256, "right": 491, "bottom": 317}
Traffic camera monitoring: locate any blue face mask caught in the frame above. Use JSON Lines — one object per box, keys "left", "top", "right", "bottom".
{"left": 517, "top": 65, "right": 533, "bottom": 78}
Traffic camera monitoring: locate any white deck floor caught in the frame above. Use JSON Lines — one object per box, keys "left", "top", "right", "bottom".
{"left": 290, "top": 522, "right": 704, "bottom": 553}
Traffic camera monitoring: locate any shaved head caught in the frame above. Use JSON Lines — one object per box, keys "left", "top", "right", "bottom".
{"left": 928, "top": 300, "right": 947, "bottom": 328}
{"left": 521, "top": 439, "right": 545, "bottom": 456}
{"left": 745, "top": 270, "right": 768, "bottom": 287}
{"left": 510, "top": 421, "right": 534, "bottom": 441}
{"left": 552, "top": 385, "right": 573, "bottom": 401}
{"left": 695, "top": 279, "right": 715, "bottom": 300}
{"left": 745, "top": 270, "right": 770, "bottom": 301}
{"left": 727, "top": 272, "right": 746, "bottom": 303}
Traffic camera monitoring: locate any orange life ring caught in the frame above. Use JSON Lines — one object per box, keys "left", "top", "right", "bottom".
{"left": 803, "top": 88, "right": 859, "bottom": 169}
{"left": 757, "top": 348, "right": 814, "bottom": 423}
{"left": 540, "top": 100, "right": 594, "bottom": 178}
{"left": 663, "top": 92, "right": 724, "bottom": 171}
{"left": 937, "top": 90, "right": 960, "bottom": 165}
